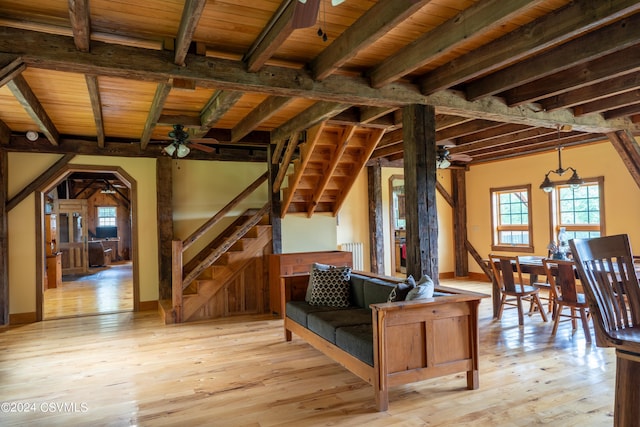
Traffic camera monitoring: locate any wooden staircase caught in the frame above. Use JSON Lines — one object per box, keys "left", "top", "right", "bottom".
{"left": 162, "top": 172, "right": 272, "bottom": 324}
{"left": 276, "top": 122, "right": 385, "bottom": 217}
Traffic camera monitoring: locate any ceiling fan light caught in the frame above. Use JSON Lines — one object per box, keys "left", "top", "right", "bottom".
{"left": 437, "top": 158, "right": 450, "bottom": 169}
{"left": 164, "top": 143, "right": 176, "bottom": 157}
{"left": 176, "top": 144, "right": 190, "bottom": 158}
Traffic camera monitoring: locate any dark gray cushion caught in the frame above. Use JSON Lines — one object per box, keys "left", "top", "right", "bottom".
{"left": 285, "top": 301, "right": 339, "bottom": 328}
{"left": 307, "top": 308, "right": 372, "bottom": 344}
{"left": 336, "top": 324, "right": 374, "bottom": 366}
{"left": 308, "top": 267, "right": 352, "bottom": 307}
{"left": 349, "top": 274, "right": 367, "bottom": 308}
{"left": 363, "top": 278, "right": 396, "bottom": 308}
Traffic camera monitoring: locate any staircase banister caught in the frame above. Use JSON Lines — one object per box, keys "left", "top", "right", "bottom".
{"left": 182, "top": 171, "right": 268, "bottom": 252}
{"left": 181, "top": 202, "right": 270, "bottom": 290}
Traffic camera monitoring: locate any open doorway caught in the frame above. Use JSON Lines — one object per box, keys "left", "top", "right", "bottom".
{"left": 37, "top": 165, "right": 139, "bottom": 320}
{"left": 389, "top": 175, "right": 406, "bottom": 277}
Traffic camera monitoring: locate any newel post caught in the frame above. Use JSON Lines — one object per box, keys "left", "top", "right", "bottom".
{"left": 172, "top": 240, "right": 184, "bottom": 323}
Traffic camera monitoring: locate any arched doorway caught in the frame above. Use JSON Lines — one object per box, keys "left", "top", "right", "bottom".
{"left": 36, "top": 164, "right": 140, "bottom": 320}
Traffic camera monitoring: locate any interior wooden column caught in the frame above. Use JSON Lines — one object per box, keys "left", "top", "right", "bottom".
{"left": 0, "top": 151, "right": 8, "bottom": 325}
{"left": 268, "top": 143, "right": 282, "bottom": 254}
{"left": 452, "top": 168, "right": 468, "bottom": 277}
{"left": 403, "top": 104, "right": 438, "bottom": 281}
{"left": 367, "top": 163, "right": 384, "bottom": 275}
{"left": 156, "top": 156, "right": 173, "bottom": 301}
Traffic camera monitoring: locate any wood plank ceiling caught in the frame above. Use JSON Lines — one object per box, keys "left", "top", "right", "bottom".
{"left": 1, "top": 0, "right": 640, "bottom": 212}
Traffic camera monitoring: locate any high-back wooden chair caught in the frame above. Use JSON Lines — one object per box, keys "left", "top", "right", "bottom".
{"left": 542, "top": 258, "right": 591, "bottom": 342}
{"left": 488, "top": 254, "right": 548, "bottom": 326}
{"left": 570, "top": 234, "right": 640, "bottom": 426}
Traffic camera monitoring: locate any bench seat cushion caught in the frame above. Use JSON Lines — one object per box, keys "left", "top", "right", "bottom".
{"left": 307, "top": 308, "right": 372, "bottom": 344}
{"left": 285, "top": 301, "right": 342, "bottom": 328}
{"left": 336, "top": 324, "right": 374, "bottom": 366}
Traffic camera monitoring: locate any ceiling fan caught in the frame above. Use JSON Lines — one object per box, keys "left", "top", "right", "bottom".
{"left": 437, "top": 146, "right": 473, "bottom": 169}
{"left": 163, "top": 124, "right": 217, "bottom": 158}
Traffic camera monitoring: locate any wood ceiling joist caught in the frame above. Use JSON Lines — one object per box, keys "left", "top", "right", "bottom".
{"left": 271, "top": 101, "right": 350, "bottom": 143}
{"left": 85, "top": 74, "right": 105, "bottom": 148}
{"left": 310, "top": 0, "right": 429, "bottom": 81}
{"left": 453, "top": 123, "right": 531, "bottom": 146}
{"left": 272, "top": 131, "right": 299, "bottom": 193}
{"left": 370, "top": 142, "right": 403, "bottom": 160}
{"left": 360, "top": 106, "right": 398, "bottom": 124}
{"left": 0, "top": 55, "right": 24, "bottom": 88}
{"left": 231, "top": 96, "right": 293, "bottom": 143}
{"left": 369, "top": 0, "right": 545, "bottom": 88}
{"left": 504, "top": 45, "right": 640, "bottom": 107}
{"left": 449, "top": 126, "right": 556, "bottom": 155}
{"left": 328, "top": 108, "right": 396, "bottom": 129}
{"left": 435, "top": 115, "right": 474, "bottom": 131}
{"left": 469, "top": 132, "right": 599, "bottom": 161}
{"left": 466, "top": 13, "right": 640, "bottom": 101}
{"left": 541, "top": 71, "right": 640, "bottom": 112}
{"left": 420, "top": 0, "right": 640, "bottom": 95}
{"left": 575, "top": 90, "right": 640, "bottom": 117}
{"left": 140, "top": 81, "right": 172, "bottom": 149}
{"left": 307, "top": 125, "right": 356, "bottom": 217}
{"left": 68, "top": 0, "right": 91, "bottom": 53}
{"left": 174, "top": 0, "right": 207, "bottom": 66}
{"left": 281, "top": 122, "right": 325, "bottom": 216}
{"left": 6, "top": 74, "right": 59, "bottom": 146}
{"left": 333, "top": 128, "right": 385, "bottom": 214}
{"left": 604, "top": 103, "right": 640, "bottom": 121}
{"left": 436, "top": 119, "right": 504, "bottom": 142}
{"left": 198, "top": 90, "right": 243, "bottom": 133}
{"left": 244, "top": 0, "right": 306, "bottom": 73}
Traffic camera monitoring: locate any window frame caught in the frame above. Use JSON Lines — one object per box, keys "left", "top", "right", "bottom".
{"left": 96, "top": 206, "right": 117, "bottom": 228}
{"left": 490, "top": 184, "right": 534, "bottom": 253}
{"left": 549, "top": 176, "right": 605, "bottom": 242}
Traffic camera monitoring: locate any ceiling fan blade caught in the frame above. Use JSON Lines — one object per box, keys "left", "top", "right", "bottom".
{"left": 189, "top": 142, "right": 216, "bottom": 153}
{"left": 293, "top": 0, "right": 320, "bottom": 29}
{"left": 449, "top": 153, "right": 473, "bottom": 162}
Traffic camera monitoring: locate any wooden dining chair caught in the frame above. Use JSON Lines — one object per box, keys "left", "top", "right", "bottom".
{"left": 488, "top": 254, "right": 548, "bottom": 326}
{"left": 570, "top": 234, "right": 640, "bottom": 426}
{"left": 542, "top": 258, "right": 591, "bottom": 342}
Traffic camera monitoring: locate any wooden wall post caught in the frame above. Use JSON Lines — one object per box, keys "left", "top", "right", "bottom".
{"left": 402, "top": 104, "right": 438, "bottom": 282}
{"left": 268, "top": 142, "right": 282, "bottom": 254}
{"left": 452, "top": 168, "right": 469, "bottom": 276}
{"left": 156, "top": 156, "right": 173, "bottom": 301}
{"left": 368, "top": 163, "right": 384, "bottom": 274}
{"left": 0, "top": 151, "right": 8, "bottom": 325}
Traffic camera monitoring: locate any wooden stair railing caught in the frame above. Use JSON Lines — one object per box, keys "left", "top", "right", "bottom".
{"left": 171, "top": 172, "right": 269, "bottom": 323}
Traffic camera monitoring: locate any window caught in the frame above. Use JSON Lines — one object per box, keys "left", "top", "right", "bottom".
{"left": 491, "top": 185, "right": 534, "bottom": 252}
{"left": 97, "top": 206, "right": 117, "bottom": 227}
{"left": 552, "top": 178, "right": 604, "bottom": 241}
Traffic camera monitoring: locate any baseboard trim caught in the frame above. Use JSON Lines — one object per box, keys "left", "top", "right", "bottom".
{"left": 139, "top": 300, "right": 158, "bottom": 311}
{"left": 468, "top": 272, "right": 491, "bottom": 282}
{"left": 10, "top": 312, "right": 37, "bottom": 325}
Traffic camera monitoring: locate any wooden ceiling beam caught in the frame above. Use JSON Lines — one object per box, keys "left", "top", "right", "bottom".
{"left": 450, "top": 126, "right": 556, "bottom": 155}
{"left": 244, "top": 0, "right": 301, "bottom": 73}
{"left": 271, "top": 101, "right": 350, "bottom": 143}
{"left": 68, "top": 0, "right": 91, "bottom": 52}
{"left": 369, "top": 0, "right": 544, "bottom": 88}
{"left": 453, "top": 123, "right": 531, "bottom": 146}
{"left": 231, "top": 96, "right": 293, "bottom": 143}
{"left": 85, "top": 74, "right": 105, "bottom": 148}
{"left": 436, "top": 119, "right": 504, "bottom": 141}
{"left": 604, "top": 103, "right": 640, "bottom": 121}
{"left": 174, "top": 0, "right": 207, "bottom": 66}
{"left": 420, "top": 0, "right": 640, "bottom": 95}
{"left": 575, "top": 90, "right": 640, "bottom": 117}
{"left": 198, "top": 90, "right": 243, "bottom": 134}
{"left": 504, "top": 45, "right": 640, "bottom": 107}
{"left": 311, "top": 0, "right": 429, "bottom": 81}
{"left": 541, "top": 69, "right": 640, "bottom": 112}
{"left": 0, "top": 120, "right": 10, "bottom": 145}
{"left": 359, "top": 106, "right": 398, "bottom": 124}
{"left": 6, "top": 74, "right": 59, "bottom": 146}
{"left": 140, "top": 82, "right": 172, "bottom": 149}
{"left": 607, "top": 130, "right": 640, "bottom": 188}
{"left": 469, "top": 132, "right": 599, "bottom": 160}
{"left": 0, "top": 55, "right": 25, "bottom": 88}
{"left": 466, "top": 13, "right": 640, "bottom": 101}
{"left": 370, "top": 141, "right": 403, "bottom": 160}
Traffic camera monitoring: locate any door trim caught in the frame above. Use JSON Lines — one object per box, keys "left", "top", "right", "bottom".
{"left": 36, "top": 164, "right": 140, "bottom": 321}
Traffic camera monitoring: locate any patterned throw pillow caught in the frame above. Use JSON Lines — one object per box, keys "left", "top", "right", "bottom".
{"left": 305, "top": 263, "right": 334, "bottom": 302}
{"left": 308, "top": 267, "right": 352, "bottom": 307}
{"left": 387, "top": 275, "right": 416, "bottom": 302}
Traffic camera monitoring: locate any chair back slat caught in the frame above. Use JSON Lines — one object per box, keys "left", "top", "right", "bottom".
{"left": 543, "top": 259, "right": 578, "bottom": 303}
{"left": 570, "top": 234, "right": 640, "bottom": 348}
{"left": 489, "top": 254, "right": 524, "bottom": 293}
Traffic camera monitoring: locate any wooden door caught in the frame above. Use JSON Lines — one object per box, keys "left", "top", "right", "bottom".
{"left": 55, "top": 200, "right": 88, "bottom": 275}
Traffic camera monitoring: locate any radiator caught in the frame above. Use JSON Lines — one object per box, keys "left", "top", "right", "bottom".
{"left": 340, "top": 242, "right": 364, "bottom": 270}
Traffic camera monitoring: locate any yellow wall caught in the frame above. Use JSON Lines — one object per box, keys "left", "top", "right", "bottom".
{"left": 466, "top": 140, "right": 640, "bottom": 274}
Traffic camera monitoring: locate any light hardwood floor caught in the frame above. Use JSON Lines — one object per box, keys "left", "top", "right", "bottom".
{"left": 0, "top": 279, "right": 614, "bottom": 426}
{"left": 43, "top": 262, "right": 134, "bottom": 319}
